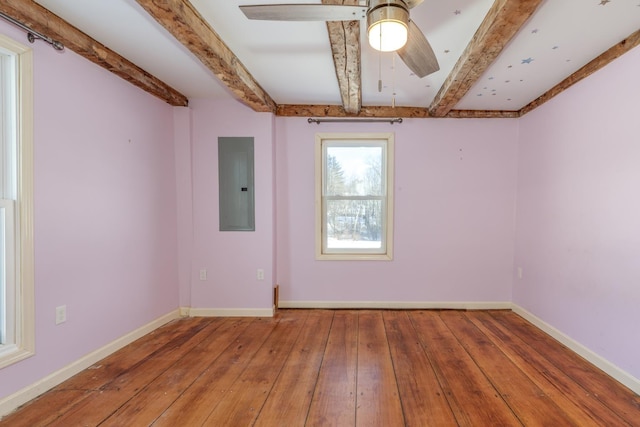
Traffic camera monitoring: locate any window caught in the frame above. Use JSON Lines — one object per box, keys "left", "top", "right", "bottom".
{"left": 315, "top": 133, "right": 394, "bottom": 260}
{"left": 0, "top": 34, "right": 34, "bottom": 368}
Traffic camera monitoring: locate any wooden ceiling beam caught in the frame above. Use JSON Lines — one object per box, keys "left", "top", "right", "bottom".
{"left": 276, "top": 104, "right": 520, "bottom": 119}
{"left": 0, "top": 0, "right": 188, "bottom": 106}
{"left": 428, "top": 0, "right": 543, "bottom": 117}
{"left": 520, "top": 28, "right": 640, "bottom": 116}
{"left": 323, "top": 0, "right": 362, "bottom": 114}
{"left": 277, "top": 104, "right": 429, "bottom": 118}
{"left": 135, "top": 0, "right": 276, "bottom": 113}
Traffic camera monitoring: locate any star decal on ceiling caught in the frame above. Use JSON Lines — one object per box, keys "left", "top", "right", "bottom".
{"left": 521, "top": 57, "right": 534, "bottom": 64}
{"left": 553, "top": 46, "right": 559, "bottom": 50}
{"left": 599, "top": 0, "right": 610, "bottom": 5}
{"left": 531, "top": 29, "right": 539, "bottom": 34}
{"left": 454, "top": 10, "right": 461, "bottom": 15}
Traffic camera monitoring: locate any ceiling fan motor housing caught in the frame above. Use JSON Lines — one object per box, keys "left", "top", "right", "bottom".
{"left": 367, "top": 0, "right": 410, "bottom": 51}
{"left": 367, "top": 0, "right": 409, "bottom": 26}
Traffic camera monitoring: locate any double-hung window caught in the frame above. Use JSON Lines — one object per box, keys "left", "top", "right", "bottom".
{"left": 315, "top": 133, "right": 394, "bottom": 260}
{"left": 0, "top": 34, "right": 34, "bottom": 368}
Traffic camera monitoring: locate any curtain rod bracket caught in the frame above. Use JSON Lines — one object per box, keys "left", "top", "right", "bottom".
{"left": 0, "top": 11, "right": 65, "bottom": 51}
{"left": 308, "top": 117, "right": 403, "bottom": 125}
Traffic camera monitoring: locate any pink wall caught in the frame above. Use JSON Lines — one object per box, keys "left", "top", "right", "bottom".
{"left": 174, "top": 107, "right": 193, "bottom": 307}
{"left": 0, "top": 23, "right": 179, "bottom": 398}
{"left": 514, "top": 46, "right": 640, "bottom": 379}
{"left": 275, "top": 118, "right": 519, "bottom": 303}
{"left": 188, "top": 99, "right": 274, "bottom": 310}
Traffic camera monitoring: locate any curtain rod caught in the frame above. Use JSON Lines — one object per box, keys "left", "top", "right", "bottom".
{"left": 308, "top": 117, "right": 403, "bottom": 125}
{"left": 0, "top": 11, "right": 64, "bottom": 51}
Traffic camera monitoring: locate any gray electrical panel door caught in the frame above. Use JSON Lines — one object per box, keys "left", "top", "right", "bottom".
{"left": 218, "top": 137, "right": 255, "bottom": 231}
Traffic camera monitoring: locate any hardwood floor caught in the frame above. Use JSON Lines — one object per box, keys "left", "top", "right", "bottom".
{"left": 2, "top": 310, "right": 639, "bottom": 426}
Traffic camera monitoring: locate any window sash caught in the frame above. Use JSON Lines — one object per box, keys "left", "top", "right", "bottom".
{"left": 1, "top": 52, "right": 17, "bottom": 200}
{"left": 322, "top": 196, "right": 387, "bottom": 255}
{"left": 0, "top": 199, "right": 15, "bottom": 345}
{"left": 315, "top": 133, "right": 394, "bottom": 261}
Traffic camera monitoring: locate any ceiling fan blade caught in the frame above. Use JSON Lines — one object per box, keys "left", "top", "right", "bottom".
{"left": 404, "top": 0, "right": 424, "bottom": 8}
{"left": 397, "top": 21, "right": 439, "bottom": 78}
{"left": 240, "top": 4, "right": 366, "bottom": 21}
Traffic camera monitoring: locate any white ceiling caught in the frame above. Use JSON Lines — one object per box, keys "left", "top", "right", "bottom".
{"left": 33, "top": 0, "right": 640, "bottom": 111}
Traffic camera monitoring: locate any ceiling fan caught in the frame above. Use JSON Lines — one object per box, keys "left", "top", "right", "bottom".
{"left": 239, "top": 0, "right": 440, "bottom": 78}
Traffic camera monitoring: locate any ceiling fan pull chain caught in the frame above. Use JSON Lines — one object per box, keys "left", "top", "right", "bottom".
{"left": 378, "top": 40, "right": 383, "bottom": 92}
{"left": 392, "top": 53, "right": 397, "bottom": 107}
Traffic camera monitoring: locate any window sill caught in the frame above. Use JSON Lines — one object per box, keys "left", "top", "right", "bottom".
{"left": 0, "top": 344, "right": 34, "bottom": 369}
{"left": 316, "top": 253, "right": 393, "bottom": 261}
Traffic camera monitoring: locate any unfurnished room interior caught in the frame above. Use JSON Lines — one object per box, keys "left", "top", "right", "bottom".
{"left": 0, "top": 0, "right": 639, "bottom": 425}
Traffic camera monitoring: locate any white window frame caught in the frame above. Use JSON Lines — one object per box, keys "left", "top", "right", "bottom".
{"left": 315, "top": 133, "right": 394, "bottom": 261}
{"left": 0, "top": 34, "right": 35, "bottom": 369}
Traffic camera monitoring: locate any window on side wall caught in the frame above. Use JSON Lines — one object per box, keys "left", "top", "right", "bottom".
{"left": 0, "top": 34, "right": 35, "bottom": 368}
{"left": 315, "top": 133, "right": 394, "bottom": 261}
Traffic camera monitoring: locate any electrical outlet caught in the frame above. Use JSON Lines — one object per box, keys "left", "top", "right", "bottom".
{"left": 199, "top": 269, "right": 207, "bottom": 280}
{"left": 56, "top": 305, "right": 67, "bottom": 325}
{"left": 257, "top": 269, "right": 265, "bottom": 280}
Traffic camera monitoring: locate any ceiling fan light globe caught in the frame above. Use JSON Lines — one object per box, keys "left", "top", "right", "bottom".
{"left": 368, "top": 20, "right": 408, "bottom": 51}
{"left": 367, "top": 2, "right": 410, "bottom": 52}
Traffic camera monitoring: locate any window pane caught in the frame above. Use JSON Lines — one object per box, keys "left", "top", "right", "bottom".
{"left": 325, "top": 146, "right": 383, "bottom": 196}
{"left": 325, "top": 199, "right": 383, "bottom": 250}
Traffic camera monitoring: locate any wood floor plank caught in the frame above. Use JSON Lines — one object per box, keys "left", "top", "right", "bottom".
{"left": 356, "top": 311, "right": 405, "bottom": 427}
{"left": 151, "top": 315, "right": 283, "bottom": 426}
{"left": 442, "top": 310, "right": 579, "bottom": 426}
{"left": 0, "top": 390, "right": 91, "bottom": 427}
{"left": 200, "top": 310, "right": 309, "bottom": 426}
{"left": 470, "top": 311, "right": 631, "bottom": 426}
{"left": 100, "top": 317, "right": 253, "bottom": 426}
{"left": 46, "top": 318, "right": 224, "bottom": 426}
{"left": 383, "top": 310, "right": 458, "bottom": 427}
{"left": 55, "top": 317, "right": 214, "bottom": 392}
{"left": 409, "top": 310, "right": 521, "bottom": 426}
{"left": 491, "top": 311, "right": 640, "bottom": 425}
{"left": 253, "top": 310, "right": 333, "bottom": 427}
{"left": 306, "top": 310, "right": 359, "bottom": 427}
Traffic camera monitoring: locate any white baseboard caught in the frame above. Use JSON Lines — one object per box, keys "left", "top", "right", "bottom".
{"left": 188, "top": 307, "right": 275, "bottom": 317}
{"left": 0, "top": 309, "right": 181, "bottom": 419}
{"left": 279, "top": 300, "right": 512, "bottom": 310}
{"left": 512, "top": 304, "right": 640, "bottom": 395}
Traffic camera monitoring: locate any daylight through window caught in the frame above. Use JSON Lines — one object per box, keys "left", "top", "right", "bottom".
{"left": 316, "top": 133, "right": 394, "bottom": 260}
